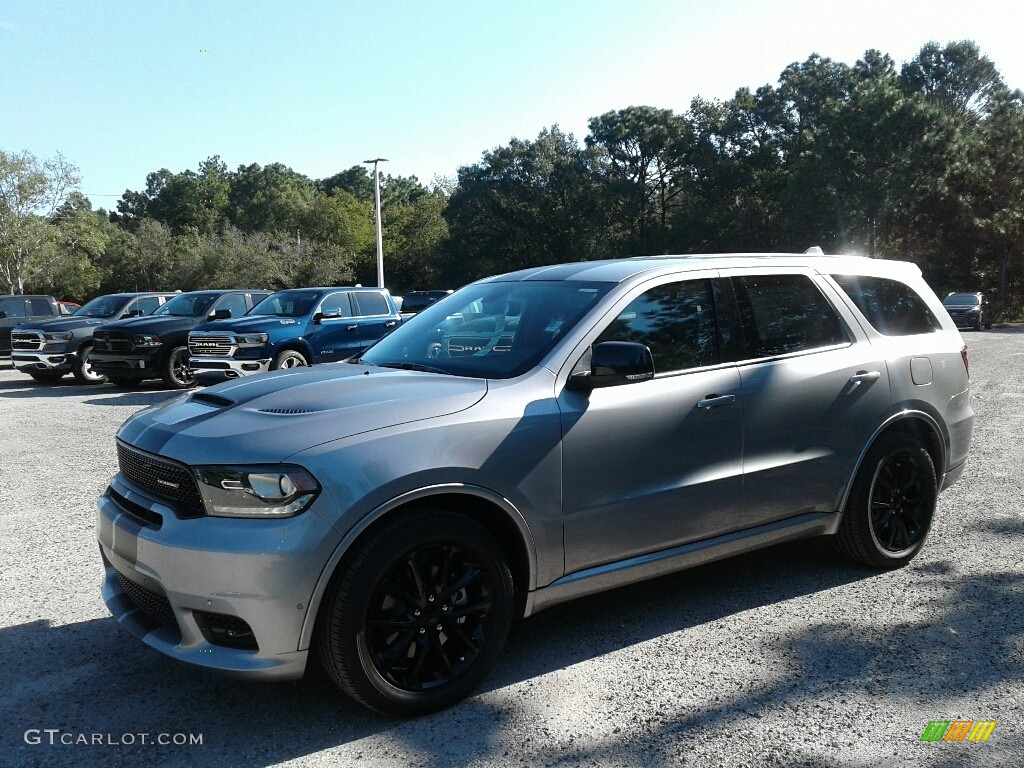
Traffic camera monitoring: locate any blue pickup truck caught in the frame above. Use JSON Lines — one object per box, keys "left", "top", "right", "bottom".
{"left": 187, "top": 286, "right": 401, "bottom": 384}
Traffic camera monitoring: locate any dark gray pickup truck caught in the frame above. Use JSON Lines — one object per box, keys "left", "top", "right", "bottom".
{"left": 0, "top": 295, "right": 61, "bottom": 360}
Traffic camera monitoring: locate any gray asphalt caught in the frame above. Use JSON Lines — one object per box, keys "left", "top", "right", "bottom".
{"left": 1, "top": 329, "right": 1021, "bottom": 767}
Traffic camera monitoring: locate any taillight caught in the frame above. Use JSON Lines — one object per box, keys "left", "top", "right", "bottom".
{"left": 960, "top": 345, "right": 969, "bottom": 378}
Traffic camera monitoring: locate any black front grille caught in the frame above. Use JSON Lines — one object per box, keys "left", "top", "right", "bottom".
{"left": 116, "top": 570, "right": 177, "bottom": 630}
{"left": 116, "top": 440, "right": 206, "bottom": 518}
{"left": 95, "top": 331, "right": 133, "bottom": 352}
{"left": 109, "top": 487, "right": 163, "bottom": 528}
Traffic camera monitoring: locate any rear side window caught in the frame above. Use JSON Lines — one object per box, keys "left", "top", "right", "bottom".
{"left": 732, "top": 274, "right": 847, "bottom": 358}
{"left": 831, "top": 275, "right": 941, "bottom": 336}
{"left": 28, "top": 298, "right": 53, "bottom": 315}
{"left": 595, "top": 279, "right": 719, "bottom": 373}
{"left": 135, "top": 296, "right": 163, "bottom": 315}
{"left": 352, "top": 291, "right": 390, "bottom": 316}
{"left": 215, "top": 293, "right": 250, "bottom": 319}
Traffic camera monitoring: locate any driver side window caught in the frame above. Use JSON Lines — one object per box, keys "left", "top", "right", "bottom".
{"left": 595, "top": 279, "right": 719, "bottom": 374}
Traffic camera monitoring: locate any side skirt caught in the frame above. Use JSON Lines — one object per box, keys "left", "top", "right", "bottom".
{"left": 524, "top": 511, "right": 840, "bottom": 617}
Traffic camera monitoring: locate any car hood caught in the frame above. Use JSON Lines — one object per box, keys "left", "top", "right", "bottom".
{"left": 15, "top": 316, "right": 109, "bottom": 332}
{"left": 193, "top": 316, "right": 307, "bottom": 333}
{"left": 98, "top": 314, "right": 204, "bottom": 334}
{"left": 117, "top": 364, "right": 488, "bottom": 464}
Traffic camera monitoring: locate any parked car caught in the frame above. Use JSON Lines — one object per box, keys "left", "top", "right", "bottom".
{"left": 58, "top": 301, "right": 81, "bottom": 316}
{"left": 11, "top": 292, "right": 178, "bottom": 384}
{"left": 90, "top": 289, "right": 270, "bottom": 388}
{"left": 942, "top": 291, "right": 992, "bottom": 330}
{"left": 0, "top": 295, "right": 61, "bottom": 359}
{"left": 97, "top": 253, "right": 973, "bottom": 716}
{"left": 187, "top": 287, "right": 401, "bottom": 385}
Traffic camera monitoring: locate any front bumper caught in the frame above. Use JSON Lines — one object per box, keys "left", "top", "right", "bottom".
{"left": 189, "top": 355, "right": 271, "bottom": 385}
{"left": 96, "top": 475, "right": 342, "bottom": 681}
{"left": 12, "top": 352, "right": 73, "bottom": 373}
{"left": 91, "top": 350, "right": 161, "bottom": 375}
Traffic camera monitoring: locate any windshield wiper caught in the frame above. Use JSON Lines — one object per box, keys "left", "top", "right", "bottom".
{"left": 375, "top": 361, "right": 448, "bottom": 374}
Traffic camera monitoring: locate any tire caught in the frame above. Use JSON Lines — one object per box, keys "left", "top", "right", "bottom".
{"left": 160, "top": 346, "right": 194, "bottom": 389}
{"left": 107, "top": 375, "right": 142, "bottom": 387}
{"left": 316, "top": 509, "right": 515, "bottom": 716}
{"left": 984, "top": 317, "right": 993, "bottom": 330}
{"left": 30, "top": 371, "right": 64, "bottom": 383}
{"left": 836, "top": 433, "right": 937, "bottom": 569}
{"left": 973, "top": 316, "right": 983, "bottom": 331}
{"left": 72, "top": 344, "right": 106, "bottom": 384}
{"left": 271, "top": 349, "right": 309, "bottom": 370}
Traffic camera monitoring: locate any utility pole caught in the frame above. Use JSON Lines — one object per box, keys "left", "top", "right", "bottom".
{"left": 363, "top": 157, "right": 388, "bottom": 288}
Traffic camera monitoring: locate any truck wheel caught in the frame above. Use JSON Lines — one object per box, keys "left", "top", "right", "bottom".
{"left": 272, "top": 350, "right": 308, "bottom": 370}
{"left": 160, "top": 346, "right": 195, "bottom": 389}
{"left": 835, "top": 433, "right": 937, "bottom": 569}
{"left": 72, "top": 344, "right": 106, "bottom": 384}
{"left": 316, "top": 509, "right": 515, "bottom": 716}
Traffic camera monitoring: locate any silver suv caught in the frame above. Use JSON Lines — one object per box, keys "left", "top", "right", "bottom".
{"left": 97, "top": 254, "right": 973, "bottom": 715}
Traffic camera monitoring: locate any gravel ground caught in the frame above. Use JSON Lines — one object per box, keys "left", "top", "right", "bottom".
{"left": 1, "top": 330, "right": 1022, "bottom": 768}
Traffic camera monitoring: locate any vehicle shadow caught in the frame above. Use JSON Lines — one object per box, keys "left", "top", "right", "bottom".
{"left": 0, "top": 378, "right": 186, "bottom": 406}
{"left": 0, "top": 538, "right": 907, "bottom": 768}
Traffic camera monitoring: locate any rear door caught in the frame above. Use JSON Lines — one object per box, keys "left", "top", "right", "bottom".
{"left": 724, "top": 268, "right": 891, "bottom": 523}
{"left": 350, "top": 291, "right": 400, "bottom": 351}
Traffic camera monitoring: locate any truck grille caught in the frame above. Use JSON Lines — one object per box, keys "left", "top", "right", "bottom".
{"left": 116, "top": 569, "right": 178, "bottom": 630}
{"left": 11, "top": 331, "right": 43, "bottom": 351}
{"left": 94, "top": 330, "right": 134, "bottom": 352}
{"left": 188, "top": 333, "right": 234, "bottom": 356}
{"left": 116, "top": 440, "right": 206, "bottom": 518}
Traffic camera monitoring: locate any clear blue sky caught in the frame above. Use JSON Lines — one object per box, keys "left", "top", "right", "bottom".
{"left": 3, "top": 0, "right": 1022, "bottom": 210}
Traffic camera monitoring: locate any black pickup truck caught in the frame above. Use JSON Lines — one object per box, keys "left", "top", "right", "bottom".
{"left": 11, "top": 292, "right": 178, "bottom": 383}
{"left": 0, "top": 295, "right": 62, "bottom": 360}
{"left": 91, "top": 289, "right": 270, "bottom": 388}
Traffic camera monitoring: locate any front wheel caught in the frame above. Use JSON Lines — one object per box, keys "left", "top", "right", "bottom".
{"left": 316, "top": 509, "right": 515, "bottom": 716}
{"left": 836, "top": 433, "right": 937, "bottom": 569}
{"left": 72, "top": 344, "right": 106, "bottom": 384}
{"left": 271, "top": 349, "right": 308, "bottom": 370}
{"left": 161, "top": 346, "right": 194, "bottom": 389}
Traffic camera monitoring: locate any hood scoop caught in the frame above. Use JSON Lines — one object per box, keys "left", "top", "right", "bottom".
{"left": 192, "top": 392, "right": 236, "bottom": 407}
{"left": 257, "top": 407, "right": 318, "bottom": 415}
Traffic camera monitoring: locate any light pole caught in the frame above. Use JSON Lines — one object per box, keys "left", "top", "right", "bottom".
{"left": 364, "top": 157, "right": 388, "bottom": 288}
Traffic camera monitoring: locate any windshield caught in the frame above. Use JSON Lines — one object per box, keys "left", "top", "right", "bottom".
{"left": 359, "top": 281, "right": 611, "bottom": 379}
{"left": 153, "top": 293, "right": 217, "bottom": 317}
{"left": 74, "top": 295, "right": 130, "bottom": 318}
{"left": 249, "top": 291, "right": 321, "bottom": 318}
{"left": 943, "top": 293, "right": 980, "bottom": 306}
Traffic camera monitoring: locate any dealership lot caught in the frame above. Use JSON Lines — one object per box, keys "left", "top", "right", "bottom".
{"left": 1, "top": 329, "right": 1022, "bottom": 767}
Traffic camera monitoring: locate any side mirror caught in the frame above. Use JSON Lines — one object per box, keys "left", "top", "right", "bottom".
{"left": 567, "top": 341, "right": 655, "bottom": 391}
{"left": 125, "top": 309, "right": 144, "bottom": 318}
{"left": 210, "top": 308, "right": 232, "bottom": 320}
{"left": 314, "top": 308, "right": 342, "bottom": 324}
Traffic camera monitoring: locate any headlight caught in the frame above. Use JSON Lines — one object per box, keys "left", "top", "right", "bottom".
{"left": 235, "top": 333, "right": 269, "bottom": 346}
{"left": 193, "top": 465, "right": 320, "bottom": 518}
{"left": 44, "top": 331, "right": 73, "bottom": 341}
{"left": 133, "top": 334, "right": 162, "bottom": 347}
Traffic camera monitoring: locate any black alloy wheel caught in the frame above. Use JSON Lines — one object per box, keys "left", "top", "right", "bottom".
{"left": 316, "top": 509, "right": 514, "bottom": 716}
{"left": 836, "top": 432, "right": 937, "bottom": 569}
{"left": 161, "top": 346, "right": 195, "bottom": 389}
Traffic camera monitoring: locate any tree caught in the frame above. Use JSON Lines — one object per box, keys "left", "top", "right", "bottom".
{"left": 228, "top": 162, "right": 316, "bottom": 234}
{"left": 0, "top": 149, "right": 81, "bottom": 294}
{"left": 901, "top": 41, "right": 1003, "bottom": 125}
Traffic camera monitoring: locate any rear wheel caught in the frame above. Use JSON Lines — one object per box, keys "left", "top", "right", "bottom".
{"left": 271, "top": 349, "right": 308, "bottom": 370}
{"left": 161, "top": 346, "right": 194, "bottom": 389}
{"left": 72, "top": 344, "right": 106, "bottom": 384}
{"left": 836, "top": 433, "right": 937, "bottom": 569}
{"left": 316, "top": 509, "right": 514, "bottom": 716}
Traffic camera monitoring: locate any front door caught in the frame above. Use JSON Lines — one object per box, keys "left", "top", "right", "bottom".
{"left": 559, "top": 275, "right": 746, "bottom": 574}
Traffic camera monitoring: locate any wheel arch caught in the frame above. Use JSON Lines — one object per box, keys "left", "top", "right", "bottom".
{"left": 272, "top": 340, "right": 313, "bottom": 364}
{"left": 300, "top": 484, "right": 537, "bottom": 651}
{"left": 838, "top": 410, "right": 945, "bottom": 514}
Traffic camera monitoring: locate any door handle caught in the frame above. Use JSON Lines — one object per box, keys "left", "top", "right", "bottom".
{"left": 346, "top": 324, "right": 358, "bottom": 331}
{"left": 849, "top": 370, "right": 881, "bottom": 384}
{"left": 385, "top": 321, "right": 397, "bottom": 328}
{"left": 697, "top": 394, "right": 736, "bottom": 410}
